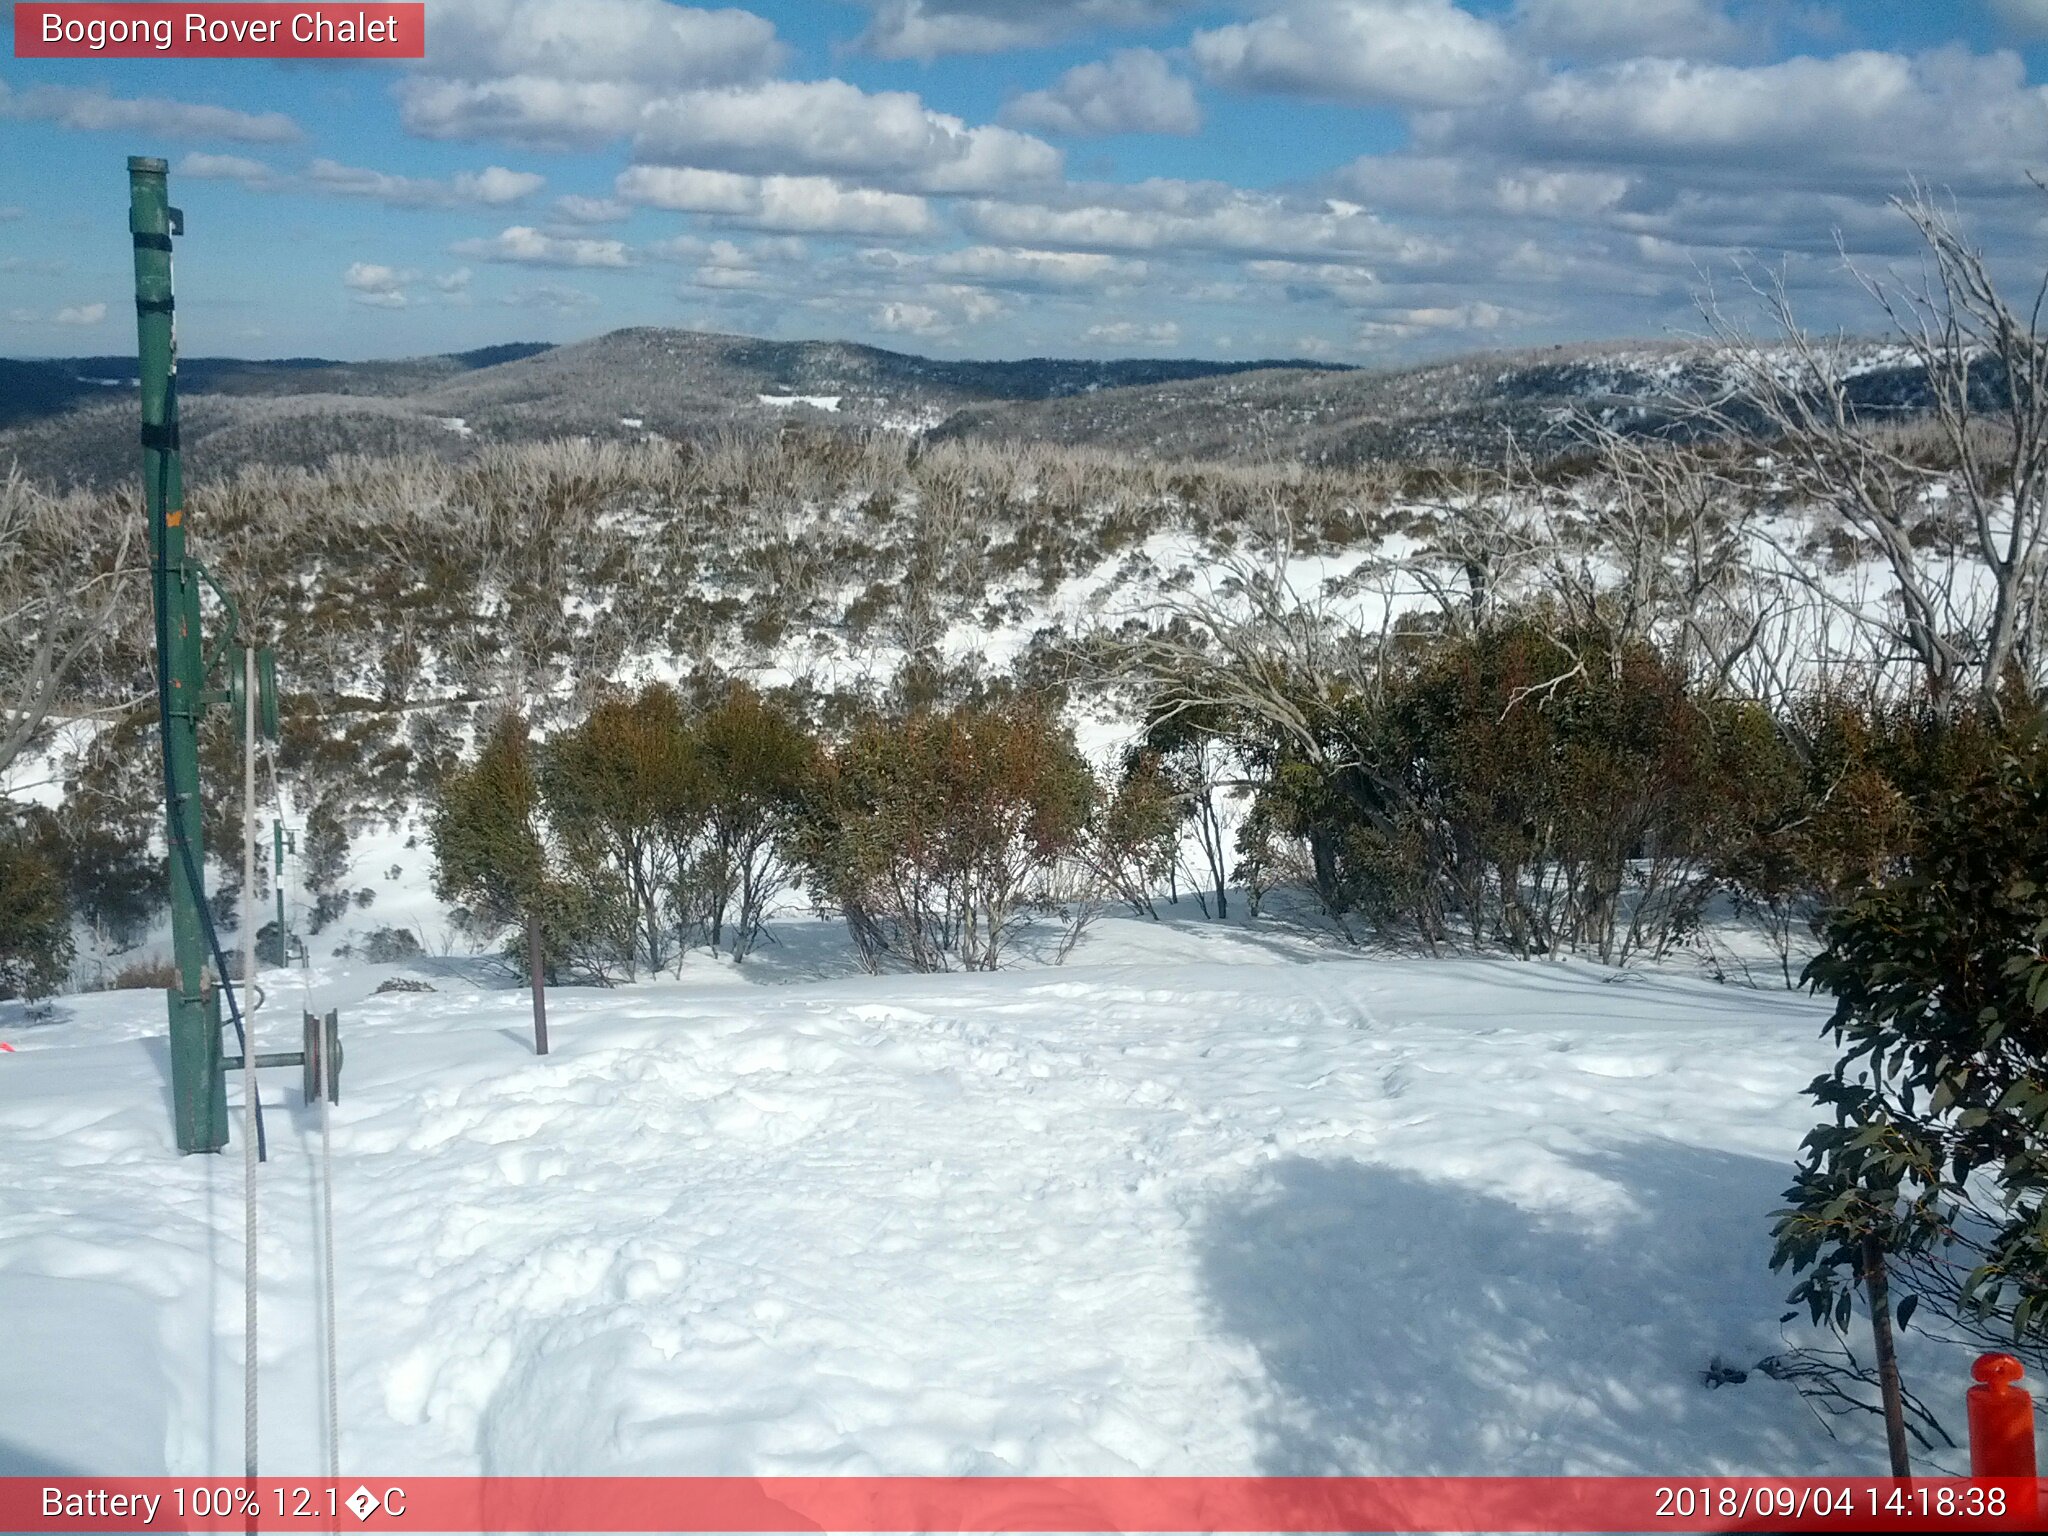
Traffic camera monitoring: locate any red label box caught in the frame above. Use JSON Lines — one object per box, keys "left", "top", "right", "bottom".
{"left": 13, "top": 4, "right": 425, "bottom": 59}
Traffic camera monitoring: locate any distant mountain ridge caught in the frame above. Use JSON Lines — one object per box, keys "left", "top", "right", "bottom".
{"left": 0, "top": 326, "right": 1936, "bottom": 486}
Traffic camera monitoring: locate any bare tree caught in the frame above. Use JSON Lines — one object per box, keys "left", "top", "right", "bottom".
{"left": 0, "top": 469, "right": 134, "bottom": 780}
{"left": 1697, "top": 188, "right": 2048, "bottom": 715}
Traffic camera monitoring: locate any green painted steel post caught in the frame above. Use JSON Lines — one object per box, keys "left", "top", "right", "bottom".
{"left": 132, "top": 156, "right": 225, "bottom": 1154}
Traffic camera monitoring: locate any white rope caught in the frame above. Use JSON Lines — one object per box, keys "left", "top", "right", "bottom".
{"left": 319, "top": 1027, "right": 339, "bottom": 1479}
{"left": 240, "top": 645, "right": 259, "bottom": 1481}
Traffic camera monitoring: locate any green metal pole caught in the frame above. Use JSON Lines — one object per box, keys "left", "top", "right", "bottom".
{"left": 132, "top": 156, "right": 225, "bottom": 1154}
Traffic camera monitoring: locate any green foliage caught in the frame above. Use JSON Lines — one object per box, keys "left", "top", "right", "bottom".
{"left": 430, "top": 710, "right": 552, "bottom": 948}
{"left": 1238, "top": 620, "right": 1795, "bottom": 959}
{"left": 685, "top": 683, "right": 819, "bottom": 960}
{"left": 803, "top": 701, "right": 1095, "bottom": 971}
{"left": 1085, "top": 748, "right": 1181, "bottom": 918}
{"left": 0, "top": 804, "right": 72, "bottom": 1000}
{"left": 1771, "top": 719, "right": 2048, "bottom": 1363}
{"left": 542, "top": 684, "right": 703, "bottom": 976}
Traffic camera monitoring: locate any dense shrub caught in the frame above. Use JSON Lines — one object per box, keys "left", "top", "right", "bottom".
{"left": 0, "top": 805, "right": 70, "bottom": 1000}
{"left": 803, "top": 702, "right": 1095, "bottom": 971}
{"left": 1237, "top": 621, "right": 1800, "bottom": 960}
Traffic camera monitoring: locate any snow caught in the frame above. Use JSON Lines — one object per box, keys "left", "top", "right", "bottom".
{"left": 757, "top": 394, "right": 842, "bottom": 413}
{"left": 0, "top": 911, "right": 1983, "bottom": 1479}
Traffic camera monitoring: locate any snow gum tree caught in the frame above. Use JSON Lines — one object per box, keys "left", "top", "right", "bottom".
{"left": 429, "top": 710, "right": 557, "bottom": 1052}
{"left": 686, "top": 684, "right": 819, "bottom": 961}
{"left": 804, "top": 703, "right": 1095, "bottom": 972}
{"left": 1771, "top": 713, "right": 2048, "bottom": 1473}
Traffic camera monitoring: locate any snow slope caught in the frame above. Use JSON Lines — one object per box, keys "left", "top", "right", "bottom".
{"left": 0, "top": 915, "right": 1976, "bottom": 1479}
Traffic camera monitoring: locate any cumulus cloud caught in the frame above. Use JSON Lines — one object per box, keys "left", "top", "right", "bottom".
{"left": 175, "top": 153, "right": 278, "bottom": 186}
{"left": 616, "top": 166, "right": 935, "bottom": 236}
{"left": 451, "top": 226, "right": 634, "bottom": 267}
{"left": 1002, "top": 50, "right": 1202, "bottom": 137}
{"left": 631, "top": 79, "right": 1061, "bottom": 194}
{"left": 0, "top": 78, "right": 299, "bottom": 142}
{"left": 855, "top": 0, "right": 1195, "bottom": 60}
{"left": 342, "top": 262, "right": 418, "bottom": 307}
{"left": 552, "top": 194, "right": 631, "bottom": 224}
{"left": 1512, "top": 0, "right": 1751, "bottom": 61}
{"left": 501, "top": 285, "right": 600, "bottom": 311}
{"left": 308, "top": 158, "right": 545, "bottom": 208}
{"left": 1335, "top": 154, "right": 1633, "bottom": 220}
{"left": 421, "top": 0, "right": 783, "bottom": 84}
{"left": 399, "top": 0, "right": 785, "bottom": 147}
{"left": 1191, "top": 0, "right": 1522, "bottom": 109}
{"left": 7, "top": 301, "right": 109, "bottom": 326}
{"left": 963, "top": 180, "right": 1450, "bottom": 264}
{"left": 1990, "top": 0, "right": 2048, "bottom": 37}
{"left": 1085, "top": 318, "right": 1181, "bottom": 344}
{"left": 1424, "top": 49, "right": 2048, "bottom": 196}
{"left": 873, "top": 300, "right": 948, "bottom": 334}
{"left": 931, "top": 245, "right": 1149, "bottom": 286}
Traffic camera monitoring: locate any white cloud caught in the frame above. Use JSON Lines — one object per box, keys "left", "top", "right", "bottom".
{"left": 501, "top": 284, "right": 600, "bottom": 311}
{"left": 52, "top": 302, "right": 107, "bottom": 326}
{"left": 1192, "top": 0, "right": 1522, "bottom": 109}
{"left": 1335, "top": 154, "right": 1632, "bottom": 220}
{"left": 400, "top": 0, "right": 784, "bottom": 147}
{"left": 451, "top": 226, "right": 635, "bottom": 267}
{"left": 342, "top": 262, "right": 415, "bottom": 307}
{"left": 649, "top": 233, "right": 807, "bottom": 265}
{"left": 1003, "top": 49, "right": 1202, "bottom": 137}
{"left": 855, "top": 0, "right": 1194, "bottom": 60}
{"left": 1512, "top": 0, "right": 1750, "bottom": 61}
{"left": 616, "top": 166, "right": 935, "bottom": 236}
{"left": 552, "top": 194, "right": 631, "bottom": 224}
{"left": 0, "top": 78, "right": 298, "bottom": 142}
{"left": 931, "top": 245, "right": 1148, "bottom": 286}
{"left": 0, "top": 206, "right": 20, "bottom": 221}
{"left": 397, "top": 77, "right": 653, "bottom": 149}
{"left": 1085, "top": 318, "right": 1181, "bottom": 345}
{"left": 1991, "top": 0, "right": 2048, "bottom": 38}
{"left": 343, "top": 262, "right": 413, "bottom": 292}
{"left": 175, "top": 153, "right": 276, "bottom": 185}
{"left": 873, "top": 300, "right": 948, "bottom": 334}
{"left": 434, "top": 268, "right": 474, "bottom": 292}
{"left": 307, "top": 158, "right": 545, "bottom": 208}
{"left": 631, "top": 79, "right": 1061, "bottom": 194}
{"left": 1245, "top": 258, "right": 1385, "bottom": 304}
{"left": 1428, "top": 49, "right": 2048, "bottom": 194}
{"left": 963, "top": 181, "right": 1450, "bottom": 264}
{"left": 421, "top": 0, "right": 784, "bottom": 85}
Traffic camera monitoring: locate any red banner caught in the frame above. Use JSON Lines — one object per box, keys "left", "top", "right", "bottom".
{"left": 13, "top": 4, "right": 425, "bottom": 58}
{"left": 4, "top": 1477, "right": 2046, "bottom": 1533}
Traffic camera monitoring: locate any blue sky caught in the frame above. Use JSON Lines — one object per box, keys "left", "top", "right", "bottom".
{"left": 5, "top": 1, "right": 2048, "bottom": 362}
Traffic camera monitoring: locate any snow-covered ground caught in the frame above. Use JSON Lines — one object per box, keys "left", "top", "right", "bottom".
{"left": 0, "top": 910, "right": 1981, "bottom": 1479}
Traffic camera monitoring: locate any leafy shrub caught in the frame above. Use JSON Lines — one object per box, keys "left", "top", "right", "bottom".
{"left": 1772, "top": 721, "right": 2048, "bottom": 1364}
{"left": 803, "top": 701, "right": 1095, "bottom": 971}
{"left": 360, "top": 926, "right": 424, "bottom": 964}
{"left": 0, "top": 806, "right": 71, "bottom": 1000}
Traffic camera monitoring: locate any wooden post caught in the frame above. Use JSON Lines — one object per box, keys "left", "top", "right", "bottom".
{"left": 527, "top": 907, "right": 549, "bottom": 1056}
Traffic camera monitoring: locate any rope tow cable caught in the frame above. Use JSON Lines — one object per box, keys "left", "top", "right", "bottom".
{"left": 240, "top": 643, "right": 259, "bottom": 1481}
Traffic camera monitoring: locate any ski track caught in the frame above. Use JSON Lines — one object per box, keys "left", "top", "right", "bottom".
{"left": 0, "top": 926, "right": 1975, "bottom": 1478}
